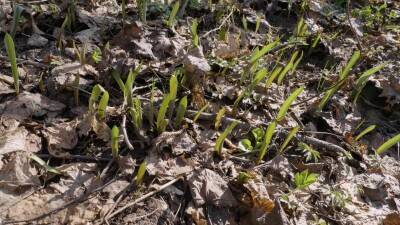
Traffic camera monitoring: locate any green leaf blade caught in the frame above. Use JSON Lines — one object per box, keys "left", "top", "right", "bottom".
{"left": 376, "top": 134, "right": 400, "bottom": 155}
{"left": 276, "top": 85, "right": 304, "bottom": 121}
{"left": 215, "top": 120, "right": 239, "bottom": 155}
{"left": 4, "top": 33, "right": 19, "bottom": 95}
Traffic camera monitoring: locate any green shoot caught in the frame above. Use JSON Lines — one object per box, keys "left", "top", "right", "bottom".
{"left": 157, "top": 93, "right": 171, "bottom": 133}
{"left": 277, "top": 62, "right": 293, "bottom": 86}
{"left": 279, "top": 125, "right": 300, "bottom": 153}
{"left": 233, "top": 69, "right": 269, "bottom": 111}
{"left": 167, "top": 75, "right": 178, "bottom": 120}
{"left": 4, "top": 33, "right": 19, "bottom": 95}
{"left": 30, "top": 155, "right": 61, "bottom": 175}
{"left": 297, "top": 142, "right": 320, "bottom": 163}
{"left": 58, "top": 14, "right": 69, "bottom": 49}
{"left": 308, "top": 31, "right": 322, "bottom": 56}
{"left": 277, "top": 50, "right": 300, "bottom": 85}
{"left": 136, "top": 162, "right": 146, "bottom": 186}
{"left": 111, "top": 69, "right": 125, "bottom": 93}
{"left": 149, "top": 78, "right": 156, "bottom": 129}
{"left": 137, "top": 0, "right": 147, "bottom": 23}
{"left": 291, "top": 51, "right": 303, "bottom": 76}
{"left": 89, "top": 84, "right": 109, "bottom": 119}
{"left": 255, "top": 15, "right": 261, "bottom": 33}
{"left": 353, "top": 62, "right": 388, "bottom": 103}
{"left": 355, "top": 125, "right": 376, "bottom": 141}
{"left": 242, "top": 15, "right": 248, "bottom": 31}
{"left": 97, "top": 90, "right": 109, "bottom": 119}
{"left": 124, "top": 64, "right": 142, "bottom": 107}
{"left": 175, "top": 96, "right": 187, "bottom": 126}
{"left": 189, "top": 18, "right": 199, "bottom": 47}
{"left": 214, "top": 107, "right": 226, "bottom": 129}
{"left": 252, "top": 128, "right": 264, "bottom": 149}
{"left": 167, "top": 1, "right": 180, "bottom": 28}
{"left": 193, "top": 103, "right": 209, "bottom": 123}
{"left": 294, "top": 169, "right": 318, "bottom": 190}
{"left": 265, "top": 67, "right": 282, "bottom": 88}
{"left": 122, "top": 0, "right": 126, "bottom": 20}
{"left": 130, "top": 97, "right": 143, "bottom": 129}
{"left": 248, "top": 40, "right": 279, "bottom": 64}
{"left": 237, "top": 171, "right": 255, "bottom": 184}
{"left": 276, "top": 85, "right": 304, "bottom": 121}
{"left": 215, "top": 120, "right": 239, "bottom": 156}
{"left": 111, "top": 126, "right": 119, "bottom": 160}
{"left": 66, "top": 1, "right": 76, "bottom": 32}
{"left": 73, "top": 40, "right": 87, "bottom": 65}
{"left": 308, "top": 214, "right": 327, "bottom": 225}
{"left": 10, "top": 4, "right": 25, "bottom": 38}
{"left": 376, "top": 134, "right": 400, "bottom": 155}
{"left": 219, "top": 27, "right": 227, "bottom": 42}
{"left": 91, "top": 47, "right": 102, "bottom": 63}
{"left": 257, "top": 121, "right": 276, "bottom": 164}
{"left": 318, "top": 50, "right": 360, "bottom": 111}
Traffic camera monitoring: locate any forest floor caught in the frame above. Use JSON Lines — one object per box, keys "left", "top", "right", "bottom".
{"left": 1, "top": 0, "right": 400, "bottom": 224}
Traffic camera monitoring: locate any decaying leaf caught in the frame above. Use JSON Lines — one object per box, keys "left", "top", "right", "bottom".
{"left": 43, "top": 119, "right": 79, "bottom": 158}
{"left": 187, "top": 168, "right": 237, "bottom": 207}
{"left": 0, "top": 92, "right": 65, "bottom": 121}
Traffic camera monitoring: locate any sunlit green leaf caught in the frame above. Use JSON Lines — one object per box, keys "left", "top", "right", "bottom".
{"left": 193, "top": 103, "right": 209, "bottom": 123}
{"left": 238, "top": 139, "right": 253, "bottom": 152}
{"left": 4, "top": 33, "right": 19, "bottom": 95}
{"left": 355, "top": 125, "right": 376, "bottom": 141}
{"left": 167, "top": 1, "right": 180, "bottom": 28}
{"left": 265, "top": 67, "right": 282, "bottom": 88}
{"left": 30, "top": 155, "right": 61, "bottom": 175}
{"left": 157, "top": 93, "right": 171, "bottom": 133}
{"left": 376, "top": 134, "right": 400, "bottom": 155}
{"left": 215, "top": 107, "right": 225, "bottom": 129}
{"left": 279, "top": 125, "right": 300, "bottom": 153}
{"left": 294, "top": 169, "right": 318, "bottom": 190}
{"left": 257, "top": 121, "right": 277, "bottom": 164}
{"left": 215, "top": 120, "right": 239, "bottom": 155}
{"left": 175, "top": 96, "right": 187, "bottom": 126}
{"left": 248, "top": 41, "right": 279, "bottom": 64}
{"left": 136, "top": 161, "right": 146, "bottom": 186}
{"left": 10, "top": 4, "right": 25, "bottom": 38}
{"left": 276, "top": 85, "right": 304, "bottom": 121}
{"left": 111, "top": 125, "right": 119, "bottom": 159}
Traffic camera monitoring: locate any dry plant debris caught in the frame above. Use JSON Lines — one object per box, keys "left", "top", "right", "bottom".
{"left": 0, "top": 0, "right": 400, "bottom": 224}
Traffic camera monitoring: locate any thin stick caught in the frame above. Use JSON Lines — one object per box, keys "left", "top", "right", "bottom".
{"left": 121, "top": 114, "right": 134, "bottom": 150}
{"left": 0, "top": 55, "right": 53, "bottom": 69}
{"left": 201, "top": 9, "right": 234, "bottom": 38}
{"left": 36, "top": 154, "right": 112, "bottom": 161}
{"left": 106, "top": 177, "right": 181, "bottom": 220}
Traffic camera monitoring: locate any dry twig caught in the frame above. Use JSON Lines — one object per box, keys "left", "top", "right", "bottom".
{"left": 105, "top": 177, "right": 181, "bottom": 221}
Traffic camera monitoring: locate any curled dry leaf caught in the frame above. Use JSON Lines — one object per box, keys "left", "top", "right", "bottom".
{"left": 77, "top": 113, "right": 111, "bottom": 142}
{"left": 43, "top": 119, "right": 79, "bottom": 158}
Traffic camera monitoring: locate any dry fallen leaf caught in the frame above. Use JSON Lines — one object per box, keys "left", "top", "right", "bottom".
{"left": 187, "top": 168, "right": 237, "bottom": 207}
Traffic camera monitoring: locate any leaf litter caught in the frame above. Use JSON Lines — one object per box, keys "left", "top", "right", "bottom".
{"left": 0, "top": 0, "right": 400, "bottom": 224}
